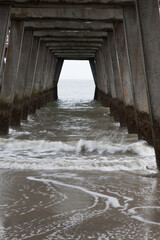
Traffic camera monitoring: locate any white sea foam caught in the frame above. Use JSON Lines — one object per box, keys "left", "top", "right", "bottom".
{"left": 128, "top": 206, "right": 160, "bottom": 225}
{"left": 27, "top": 177, "right": 121, "bottom": 209}
{"left": 0, "top": 138, "right": 155, "bottom": 155}
{"left": 0, "top": 137, "right": 156, "bottom": 172}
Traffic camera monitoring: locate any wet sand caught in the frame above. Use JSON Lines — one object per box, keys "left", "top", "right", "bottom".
{"left": 0, "top": 169, "right": 160, "bottom": 240}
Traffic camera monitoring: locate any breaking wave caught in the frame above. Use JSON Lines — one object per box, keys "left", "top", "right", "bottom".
{"left": 0, "top": 137, "right": 156, "bottom": 172}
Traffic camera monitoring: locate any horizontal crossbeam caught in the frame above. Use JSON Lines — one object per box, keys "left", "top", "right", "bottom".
{"left": 11, "top": 7, "right": 123, "bottom": 21}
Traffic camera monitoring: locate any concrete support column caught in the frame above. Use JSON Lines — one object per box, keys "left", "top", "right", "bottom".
{"left": 29, "top": 42, "right": 46, "bottom": 114}
{"left": 114, "top": 22, "right": 137, "bottom": 133}
{"left": 0, "top": 5, "right": 11, "bottom": 87}
{"left": 136, "top": 0, "right": 160, "bottom": 169}
{"left": 22, "top": 37, "right": 40, "bottom": 120}
{"left": 37, "top": 47, "right": 49, "bottom": 108}
{"left": 95, "top": 53, "right": 102, "bottom": 95}
{"left": 96, "top": 50, "right": 106, "bottom": 94}
{"left": 89, "top": 58, "right": 98, "bottom": 100}
{"left": 46, "top": 53, "right": 57, "bottom": 102}
{"left": 100, "top": 43, "right": 111, "bottom": 107}
{"left": 0, "top": 20, "right": 24, "bottom": 134}
{"left": 95, "top": 49, "right": 109, "bottom": 107}
{"left": 53, "top": 58, "right": 64, "bottom": 101}
{"left": 43, "top": 51, "right": 53, "bottom": 104}
{"left": 99, "top": 47, "right": 109, "bottom": 95}
{"left": 102, "top": 41, "right": 111, "bottom": 94}
{"left": 108, "top": 31, "right": 126, "bottom": 126}
{"left": 103, "top": 38, "right": 117, "bottom": 114}
{"left": 40, "top": 48, "right": 51, "bottom": 106}
{"left": 10, "top": 29, "right": 33, "bottom": 126}
{"left": 123, "top": 5, "right": 152, "bottom": 145}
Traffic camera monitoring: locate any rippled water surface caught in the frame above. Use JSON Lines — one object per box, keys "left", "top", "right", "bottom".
{"left": 0, "top": 79, "right": 159, "bottom": 240}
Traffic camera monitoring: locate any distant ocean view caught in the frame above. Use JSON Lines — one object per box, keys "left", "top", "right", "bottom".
{"left": 58, "top": 78, "right": 95, "bottom": 100}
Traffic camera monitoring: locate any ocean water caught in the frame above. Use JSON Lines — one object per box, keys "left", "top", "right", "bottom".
{"left": 0, "top": 79, "right": 159, "bottom": 240}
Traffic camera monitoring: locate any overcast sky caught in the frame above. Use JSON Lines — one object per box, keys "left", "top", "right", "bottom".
{"left": 59, "top": 60, "right": 93, "bottom": 80}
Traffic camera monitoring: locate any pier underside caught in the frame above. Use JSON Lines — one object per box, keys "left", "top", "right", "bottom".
{"left": 0, "top": 0, "right": 160, "bottom": 169}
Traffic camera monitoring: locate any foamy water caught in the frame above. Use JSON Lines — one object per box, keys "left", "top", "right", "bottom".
{"left": 0, "top": 77, "right": 156, "bottom": 174}
{"left": 0, "top": 136, "right": 156, "bottom": 173}
{"left": 0, "top": 79, "right": 159, "bottom": 240}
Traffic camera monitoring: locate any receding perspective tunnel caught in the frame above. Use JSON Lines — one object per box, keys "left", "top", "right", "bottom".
{"left": 0, "top": 0, "right": 160, "bottom": 170}
{"left": 58, "top": 60, "right": 95, "bottom": 100}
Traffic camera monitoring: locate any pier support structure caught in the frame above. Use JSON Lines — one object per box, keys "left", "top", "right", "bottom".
{"left": 0, "top": 1, "right": 160, "bottom": 169}
{"left": 0, "top": 5, "right": 10, "bottom": 85}
{"left": 10, "top": 29, "right": 33, "bottom": 126}
{"left": 114, "top": 21, "right": 137, "bottom": 134}
{"left": 0, "top": 20, "right": 24, "bottom": 134}
{"left": 103, "top": 38, "right": 117, "bottom": 114}
{"left": 89, "top": 58, "right": 98, "bottom": 100}
{"left": 123, "top": 5, "right": 152, "bottom": 145}
{"left": 95, "top": 48, "right": 110, "bottom": 107}
{"left": 22, "top": 37, "right": 40, "bottom": 120}
{"left": 108, "top": 31, "right": 126, "bottom": 126}
{"left": 29, "top": 42, "right": 46, "bottom": 114}
{"left": 54, "top": 58, "right": 64, "bottom": 101}
{"left": 136, "top": 0, "right": 160, "bottom": 168}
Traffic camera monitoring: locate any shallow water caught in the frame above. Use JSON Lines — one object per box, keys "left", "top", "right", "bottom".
{"left": 0, "top": 79, "right": 159, "bottom": 239}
